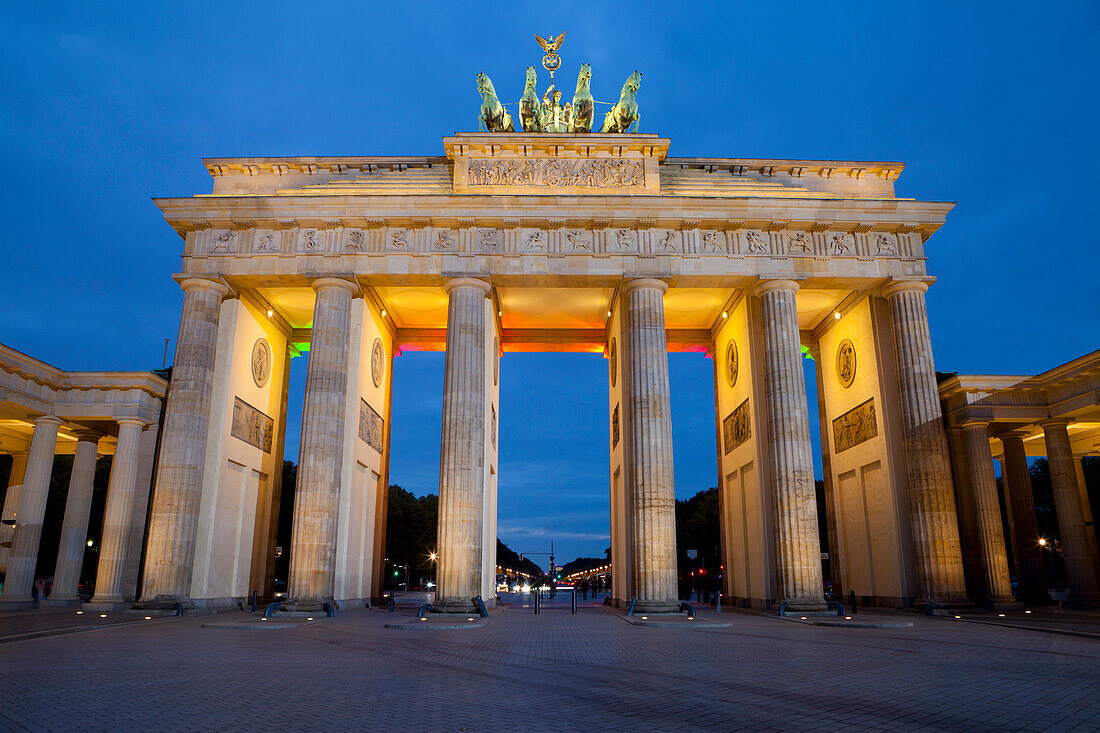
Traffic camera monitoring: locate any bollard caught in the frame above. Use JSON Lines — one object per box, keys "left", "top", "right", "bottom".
{"left": 716, "top": 592, "right": 721, "bottom": 615}
{"left": 849, "top": 590, "right": 857, "bottom": 615}
{"left": 534, "top": 591, "right": 540, "bottom": 615}
{"left": 571, "top": 588, "right": 577, "bottom": 614}
{"left": 388, "top": 593, "right": 396, "bottom": 613}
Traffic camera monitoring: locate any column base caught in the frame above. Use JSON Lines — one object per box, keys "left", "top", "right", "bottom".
{"left": 776, "top": 598, "right": 829, "bottom": 614}
{"left": 0, "top": 598, "right": 39, "bottom": 612}
{"left": 432, "top": 598, "right": 480, "bottom": 614}
{"left": 133, "top": 596, "right": 195, "bottom": 611}
{"left": 988, "top": 598, "right": 1024, "bottom": 611}
{"left": 632, "top": 600, "right": 681, "bottom": 614}
{"left": 280, "top": 598, "right": 335, "bottom": 613}
{"left": 84, "top": 599, "right": 134, "bottom": 612}
{"left": 40, "top": 596, "right": 83, "bottom": 608}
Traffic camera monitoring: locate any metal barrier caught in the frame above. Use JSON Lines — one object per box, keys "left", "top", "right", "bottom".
{"left": 388, "top": 593, "right": 396, "bottom": 613}
{"left": 827, "top": 600, "right": 845, "bottom": 617}
{"left": 474, "top": 596, "right": 488, "bottom": 618}
{"left": 262, "top": 602, "right": 281, "bottom": 618}
{"left": 533, "top": 591, "right": 540, "bottom": 614}
{"left": 418, "top": 603, "right": 433, "bottom": 619}
{"left": 679, "top": 601, "right": 695, "bottom": 619}
{"left": 570, "top": 588, "right": 577, "bottom": 614}
{"left": 626, "top": 598, "right": 637, "bottom": 616}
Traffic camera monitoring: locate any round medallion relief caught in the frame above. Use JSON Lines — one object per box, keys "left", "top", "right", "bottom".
{"left": 493, "top": 336, "right": 500, "bottom": 386}
{"left": 251, "top": 338, "right": 271, "bottom": 388}
{"left": 609, "top": 338, "right": 618, "bottom": 388}
{"left": 371, "top": 338, "right": 385, "bottom": 388}
{"left": 725, "top": 340, "right": 739, "bottom": 388}
{"left": 836, "top": 339, "right": 857, "bottom": 389}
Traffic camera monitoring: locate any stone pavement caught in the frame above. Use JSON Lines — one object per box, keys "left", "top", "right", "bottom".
{"left": 1, "top": 606, "right": 1098, "bottom": 732}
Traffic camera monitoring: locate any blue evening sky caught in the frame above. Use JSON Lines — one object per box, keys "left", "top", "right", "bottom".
{"left": 2, "top": 3, "right": 1097, "bottom": 565}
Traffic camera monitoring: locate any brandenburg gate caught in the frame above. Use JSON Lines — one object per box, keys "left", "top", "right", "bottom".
{"left": 131, "top": 121, "right": 971, "bottom": 615}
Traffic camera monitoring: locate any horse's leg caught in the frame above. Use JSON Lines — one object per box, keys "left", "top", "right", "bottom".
{"left": 631, "top": 111, "right": 641, "bottom": 134}
{"left": 479, "top": 113, "right": 486, "bottom": 132}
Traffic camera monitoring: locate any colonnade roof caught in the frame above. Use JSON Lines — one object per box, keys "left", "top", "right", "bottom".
{"left": 939, "top": 349, "right": 1100, "bottom": 459}
{"left": 0, "top": 342, "right": 166, "bottom": 455}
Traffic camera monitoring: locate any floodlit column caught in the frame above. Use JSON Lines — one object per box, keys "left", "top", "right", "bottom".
{"left": 754, "top": 280, "right": 826, "bottom": 611}
{"left": 1041, "top": 420, "right": 1100, "bottom": 601}
{"left": 140, "top": 278, "right": 229, "bottom": 606}
{"left": 960, "top": 420, "right": 1014, "bottom": 605}
{"left": 623, "top": 279, "right": 679, "bottom": 612}
{"left": 0, "top": 452, "right": 29, "bottom": 575}
{"left": 883, "top": 281, "right": 968, "bottom": 606}
{"left": 48, "top": 432, "right": 101, "bottom": 602}
{"left": 0, "top": 415, "right": 62, "bottom": 608}
{"left": 435, "top": 278, "right": 491, "bottom": 613}
{"left": 122, "top": 423, "right": 160, "bottom": 601}
{"left": 287, "top": 278, "right": 357, "bottom": 607}
{"left": 90, "top": 419, "right": 148, "bottom": 606}
{"left": 1000, "top": 432, "right": 1050, "bottom": 604}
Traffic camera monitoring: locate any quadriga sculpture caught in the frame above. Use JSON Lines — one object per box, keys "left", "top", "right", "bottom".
{"left": 570, "top": 63, "right": 594, "bottom": 133}
{"left": 518, "top": 66, "right": 544, "bottom": 132}
{"left": 476, "top": 72, "right": 514, "bottom": 133}
{"left": 600, "top": 70, "right": 642, "bottom": 133}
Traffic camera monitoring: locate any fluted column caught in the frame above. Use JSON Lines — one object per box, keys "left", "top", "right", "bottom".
{"left": 0, "top": 452, "right": 29, "bottom": 575}
{"left": 754, "top": 280, "right": 826, "bottom": 611}
{"left": 960, "top": 420, "right": 1014, "bottom": 605}
{"left": 89, "top": 419, "right": 148, "bottom": 606}
{"left": 47, "top": 432, "right": 101, "bottom": 603}
{"left": 123, "top": 423, "right": 160, "bottom": 601}
{"left": 1001, "top": 432, "right": 1050, "bottom": 604}
{"left": 287, "top": 278, "right": 357, "bottom": 608}
{"left": 622, "top": 279, "right": 678, "bottom": 613}
{"left": 435, "top": 278, "right": 491, "bottom": 613}
{"left": 0, "top": 415, "right": 62, "bottom": 608}
{"left": 883, "top": 280, "right": 968, "bottom": 606}
{"left": 1041, "top": 420, "right": 1100, "bottom": 602}
{"left": 139, "top": 278, "right": 229, "bottom": 607}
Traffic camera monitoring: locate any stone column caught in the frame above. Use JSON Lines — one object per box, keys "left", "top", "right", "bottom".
{"left": 89, "top": 419, "right": 148, "bottom": 607}
{"left": 140, "top": 278, "right": 229, "bottom": 607}
{"left": 123, "top": 423, "right": 160, "bottom": 602}
{"left": 754, "top": 280, "right": 826, "bottom": 611}
{"left": 287, "top": 278, "right": 357, "bottom": 608}
{"left": 622, "top": 279, "right": 679, "bottom": 613}
{"left": 1000, "top": 432, "right": 1050, "bottom": 604}
{"left": 1041, "top": 420, "right": 1100, "bottom": 602}
{"left": 0, "top": 415, "right": 62, "bottom": 608}
{"left": 46, "top": 431, "right": 101, "bottom": 603}
{"left": 883, "top": 280, "right": 968, "bottom": 606}
{"left": 0, "top": 451, "right": 29, "bottom": 575}
{"left": 435, "top": 278, "right": 491, "bottom": 613}
{"left": 960, "top": 420, "right": 1015, "bottom": 606}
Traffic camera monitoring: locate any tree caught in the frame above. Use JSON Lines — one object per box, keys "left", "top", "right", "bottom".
{"left": 676, "top": 487, "right": 720, "bottom": 598}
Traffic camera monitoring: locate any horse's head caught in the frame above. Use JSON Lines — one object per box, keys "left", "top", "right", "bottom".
{"left": 626, "top": 70, "right": 642, "bottom": 93}
{"left": 525, "top": 65, "right": 538, "bottom": 87}
{"left": 476, "top": 72, "right": 495, "bottom": 98}
{"left": 576, "top": 63, "right": 591, "bottom": 90}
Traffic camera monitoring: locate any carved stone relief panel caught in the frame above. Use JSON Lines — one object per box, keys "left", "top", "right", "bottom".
{"left": 358, "top": 398, "right": 385, "bottom": 453}
{"left": 300, "top": 229, "right": 325, "bottom": 253}
{"left": 609, "top": 337, "right": 618, "bottom": 387}
{"left": 612, "top": 403, "right": 620, "bottom": 448}
{"left": 830, "top": 231, "right": 854, "bottom": 255}
{"left": 371, "top": 338, "right": 385, "bottom": 387}
{"left": 745, "top": 230, "right": 767, "bottom": 254}
{"left": 723, "top": 398, "right": 751, "bottom": 455}
{"left": 836, "top": 338, "right": 857, "bottom": 389}
{"left": 388, "top": 228, "right": 409, "bottom": 250}
{"left": 210, "top": 229, "right": 237, "bottom": 254}
{"left": 786, "top": 231, "right": 812, "bottom": 255}
{"left": 345, "top": 229, "right": 365, "bottom": 251}
{"left": 251, "top": 338, "right": 271, "bottom": 388}
{"left": 832, "top": 398, "right": 878, "bottom": 453}
{"left": 491, "top": 404, "right": 497, "bottom": 448}
{"left": 466, "top": 158, "right": 644, "bottom": 189}
{"left": 522, "top": 229, "right": 546, "bottom": 252}
{"left": 231, "top": 397, "right": 274, "bottom": 453}
{"left": 656, "top": 230, "right": 679, "bottom": 252}
{"left": 700, "top": 230, "right": 723, "bottom": 253}
{"left": 479, "top": 228, "right": 500, "bottom": 251}
{"left": 436, "top": 228, "right": 456, "bottom": 250}
{"left": 254, "top": 230, "right": 277, "bottom": 252}
{"left": 874, "top": 232, "right": 898, "bottom": 255}
{"left": 564, "top": 229, "right": 592, "bottom": 252}
{"left": 614, "top": 229, "right": 637, "bottom": 252}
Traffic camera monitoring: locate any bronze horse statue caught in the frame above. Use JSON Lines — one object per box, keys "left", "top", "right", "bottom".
{"left": 570, "top": 63, "right": 594, "bottom": 133}
{"left": 518, "top": 66, "right": 544, "bottom": 132}
{"left": 476, "top": 72, "right": 514, "bottom": 133}
{"left": 600, "top": 70, "right": 642, "bottom": 133}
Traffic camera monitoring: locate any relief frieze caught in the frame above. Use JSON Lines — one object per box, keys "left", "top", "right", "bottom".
{"left": 832, "top": 398, "right": 878, "bottom": 453}
{"left": 358, "top": 398, "right": 385, "bottom": 453}
{"left": 230, "top": 396, "right": 274, "bottom": 453}
{"left": 466, "top": 158, "right": 644, "bottom": 188}
{"left": 723, "top": 398, "right": 751, "bottom": 455}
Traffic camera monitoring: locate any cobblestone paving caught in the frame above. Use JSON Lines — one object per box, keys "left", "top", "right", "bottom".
{"left": 1, "top": 606, "right": 1098, "bottom": 732}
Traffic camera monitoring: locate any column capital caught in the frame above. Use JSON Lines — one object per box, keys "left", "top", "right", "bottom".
{"left": 33, "top": 415, "right": 63, "bottom": 428}
{"left": 999, "top": 430, "right": 1029, "bottom": 442}
{"left": 621, "top": 278, "right": 668, "bottom": 295}
{"left": 752, "top": 278, "right": 799, "bottom": 297}
{"left": 1039, "top": 418, "right": 1072, "bottom": 431}
{"left": 959, "top": 418, "right": 991, "bottom": 431}
{"left": 882, "top": 279, "right": 930, "bottom": 299}
{"left": 309, "top": 277, "right": 359, "bottom": 295}
{"left": 179, "top": 278, "right": 230, "bottom": 299}
{"left": 443, "top": 277, "right": 491, "bottom": 295}
{"left": 71, "top": 429, "right": 102, "bottom": 443}
{"left": 116, "top": 418, "right": 148, "bottom": 429}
